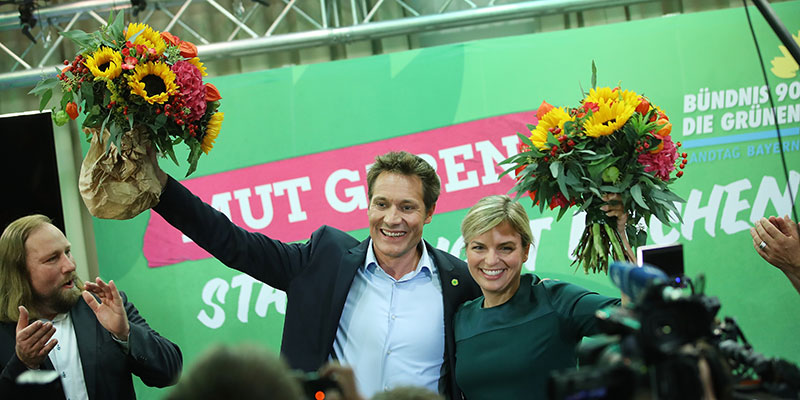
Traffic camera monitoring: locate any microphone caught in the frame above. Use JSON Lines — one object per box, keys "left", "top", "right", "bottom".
{"left": 609, "top": 261, "right": 668, "bottom": 303}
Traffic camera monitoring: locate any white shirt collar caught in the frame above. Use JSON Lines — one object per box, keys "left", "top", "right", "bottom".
{"left": 364, "top": 239, "right": 434, "bottom": 280}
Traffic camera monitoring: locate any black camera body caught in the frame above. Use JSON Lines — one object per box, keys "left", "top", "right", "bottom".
{"left": 548, "top": 263, "right": 800, "bottom": 400}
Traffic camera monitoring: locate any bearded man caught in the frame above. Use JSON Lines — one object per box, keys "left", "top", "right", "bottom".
{"left": 0, "top": 214, "right": 182, "bottom": 399}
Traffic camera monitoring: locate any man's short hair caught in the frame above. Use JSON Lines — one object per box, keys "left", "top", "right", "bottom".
{"left": 0, "top": 214, "right": 51, "bottom": 322}
{"left": 164, "top": 343, "right": 303, "bottom": 400}
{"left": 366, "top": 151, "right": 440, "bottom": 213}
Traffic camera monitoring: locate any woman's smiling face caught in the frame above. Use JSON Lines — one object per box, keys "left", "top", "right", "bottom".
{"left": 466, "top": 220, "right": 529, "bottom": 307}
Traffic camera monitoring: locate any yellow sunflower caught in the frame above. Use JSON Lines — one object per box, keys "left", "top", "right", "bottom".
{"left": 583, "top": 99, "right": 636, "bottom": 137}
{"left": 583, "top": 87, "right": 618, "bottom": 105}
{"left": 187, "top": 57, "right": 208, "bottom": 77}
{"left": 617, "top": 89, "right": 640, "bottom": 109}
{"left": 127, "top": 62, "right": 178, "bottom": 104}
{"left": 84, "top": 47, "right": 122, "bottom": 79}
{"left": 201, "top": 112, "right": 224, "bottom": 154}
{"left": 530, "top": 107, "right": 574, "bottom": 149}
{"left": 125, "top": 22, "right": 166, "bottom": 56}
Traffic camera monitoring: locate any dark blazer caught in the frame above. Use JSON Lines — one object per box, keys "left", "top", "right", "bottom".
{"left": 154, "top": 176, "right": 480, "bottom": 399}
{"left": 0, "top": 292, "right": 182, "bottom": 400}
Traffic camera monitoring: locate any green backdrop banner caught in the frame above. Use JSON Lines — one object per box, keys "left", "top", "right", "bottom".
{"left": 84, "top": 3, "right": 800, "bottom": 398}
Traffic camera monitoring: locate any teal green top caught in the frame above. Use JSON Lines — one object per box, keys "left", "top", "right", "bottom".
{"left": 454, "top": 274, "right": 620, "bottom": 400}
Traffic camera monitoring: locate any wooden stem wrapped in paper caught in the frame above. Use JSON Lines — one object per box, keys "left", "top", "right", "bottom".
{"left": 30, "top": 12, "right": 224, "bottom": 219}
{"left": 78, "top": 126, "right": 162, "bottom": 219}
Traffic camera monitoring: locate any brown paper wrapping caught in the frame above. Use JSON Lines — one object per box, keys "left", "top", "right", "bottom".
{"left": 78, "top": 126, "right": 162, "bottom": 220}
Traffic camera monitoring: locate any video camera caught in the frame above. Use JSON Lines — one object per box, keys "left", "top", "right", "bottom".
{"left": 548, "top": 261, "right": 800, "bottom": 400}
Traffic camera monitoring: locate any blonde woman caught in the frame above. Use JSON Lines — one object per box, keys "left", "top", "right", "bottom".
{"left": 454, "top": 195, "right": 622, "bottom": 400}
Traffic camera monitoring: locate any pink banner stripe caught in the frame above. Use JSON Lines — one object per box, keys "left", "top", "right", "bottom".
{"left": 143, "top": 110, "right": 536, "bottom": 267}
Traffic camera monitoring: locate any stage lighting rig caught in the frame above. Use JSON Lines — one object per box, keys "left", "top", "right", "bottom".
{"left": 0, "top": 0, "right": 42, "bottom": 43}
{"left": 130, "top": 0, "right": 146, "bottom": 17}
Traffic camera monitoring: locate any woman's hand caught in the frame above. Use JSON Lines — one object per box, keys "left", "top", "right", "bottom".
{"left": 600, "top": 193, "right": 636, "bottom": 263}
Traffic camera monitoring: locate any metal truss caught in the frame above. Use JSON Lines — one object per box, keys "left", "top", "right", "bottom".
{"left": 0, "top": 0, "right": 658, "bottom": 88}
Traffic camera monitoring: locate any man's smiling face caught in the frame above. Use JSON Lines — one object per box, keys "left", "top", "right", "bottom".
{"left": 367, "top": 172, "right": 435, "bottom": 268}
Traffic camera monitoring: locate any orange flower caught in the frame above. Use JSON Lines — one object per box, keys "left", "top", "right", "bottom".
{"left": 635, "top": 97, "right": 650, "bottom": 114}
{"left": 205, "top": 83, "right": 222, "bottom": 102}
{"left": 655, "top": 119, "right": 671, "bottom": 137}
{"left": 536, "top": 101, "right": 554, "bottom": 119}
{"left": 160, "top": 31, "right": 180, "bottom": 46}
{"left": 66, "top": 102, "right": 78, "bottom": 120}
{"left": 179, "top": 41, "right": 197, "bottom": 58}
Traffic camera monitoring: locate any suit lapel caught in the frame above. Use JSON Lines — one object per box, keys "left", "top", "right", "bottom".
{"left": 427, "top": 242, "right": 458, "bottom": 312}
{"left": 324, "top": 239, "right": 369, "bottom": 357}
{"left": 70, "top": 301, "right": 97, "bottom": 400}
{"left": 331, "top": 239, "right": 368, "bottom": 315}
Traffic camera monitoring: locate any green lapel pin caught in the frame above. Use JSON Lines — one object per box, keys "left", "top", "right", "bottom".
{"left": 451, "top": 278, "right": 459, "bottom": 286}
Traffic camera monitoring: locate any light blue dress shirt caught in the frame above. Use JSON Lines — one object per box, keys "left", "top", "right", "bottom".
{"left": 331, "top": 240, "right": 445, "bottom": 398}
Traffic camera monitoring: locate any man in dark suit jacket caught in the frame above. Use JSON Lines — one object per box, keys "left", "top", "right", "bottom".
{"left": 0, "top": 215, "right": 182, "bottom": 399}
{"left": 152, "top": 151, "right": 480, "bottom": 399}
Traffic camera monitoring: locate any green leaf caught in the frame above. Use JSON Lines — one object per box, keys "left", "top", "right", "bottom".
{"left": 39, "top": 89, "right": 52, "bottom": 112}
{"left": 99, "top": 112, "right": 111, "bottom": 143}
{"left": 185, "top": 143, "right": 203, "bottom": 177}
{"left": 517, "top": 132, "right": 533, "bottom": 147}
{"left": 577, "top": 196, "right": 595, "bottom": 213}
{"left": 108, "top": 123, "right": 123, "bottom": 151}
{"left": 108, "top": 11, "right": 126, "bottom": 40}
{"left": 29, "top": 77, "right": 59, "bottom": 96}
{"left": 556, "top": 204, "right": 570, "bottom": 221}
{"left": 83, "top": 111, "right": 104, "bottom": 128}
{"left": 82, "top": 84, "right": 95, "bottom": 110}
{"left": 591, "top": 60, "right": 597, "bottom": 89}
{"left": 61, "top": 30, "right": 96, "bottom": 49}
{"left": 599, "top": 185, "right": 623, "bottom": 193}
{"left": 630, "top": 184, "right": 649, "bottom": 210}
{"left": 556, "top": 172, "right": 569, "bottom": 199}
{"left": 60, "top": 90, "right": 74, "bottom": 109}
{"left": 549, "top": 161, "right": 561, "bottom": 179}
{"left": 154, "top": 113, "right": 167, "bottom": 130}
{"left": 165, "top": 145, "right": 179, "bottom": 166}
{"left": 651, "top": 189, "right": 685, "bottom": 204}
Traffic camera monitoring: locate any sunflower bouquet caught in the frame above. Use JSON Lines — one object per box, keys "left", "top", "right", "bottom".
{"left": 30, "top": 12, "right": 223, "bottom": 219}
{"left": 501, "top": 71, "right": 688, "bottom": 274}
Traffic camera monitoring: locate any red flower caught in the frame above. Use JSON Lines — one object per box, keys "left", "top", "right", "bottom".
{"left": 638, "top": 134, "right": 678, "bottom": 181}
{"left": 582, "top": 102, "right": 599, "bottom": 113}
{"left": 536, "top": 100, "right": 555, "bottom": 119}
{"left": 65, "top": 102, "right": 78, "bottom": 120}
{"left": 160, "top": 31, "right": 181, "bottom": 46}
{"left": 636, "top": 97, "right": 650, "bottom": 114}
{"left": 122, "top": 56, "right": 138, "bottom": 70}
{"left": 204, "top": 83, "right": 222, "bottom": 102}
{"left": 549, "top": 192, "right": 575, "bottom": 210}
{"left": 179, "top": 41, "right": 198, "bottom": 59}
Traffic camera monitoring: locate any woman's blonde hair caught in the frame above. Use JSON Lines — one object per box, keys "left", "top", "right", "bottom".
{"left": 461, "top": 195, "right": 533, "bottom": 248}
{"left": 0, "top": 214, "right": 51, "bottom": 322}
